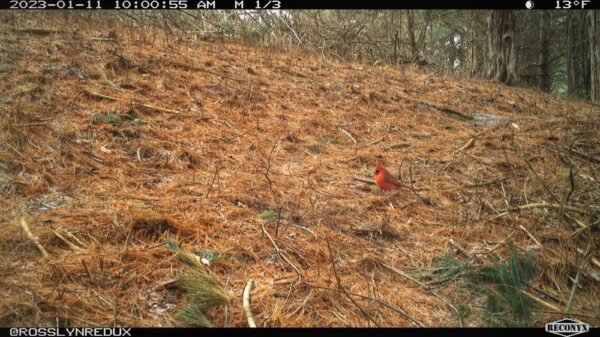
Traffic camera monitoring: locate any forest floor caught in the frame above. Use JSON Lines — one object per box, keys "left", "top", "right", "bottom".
{"left": 1, "top": 15, "right": 599, "bottom": 327}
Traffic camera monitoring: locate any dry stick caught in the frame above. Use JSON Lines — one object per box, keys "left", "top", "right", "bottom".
{"left": 261, "top": 223, "right": 302, "bottom": 281}
{"left": 63, "top": 230, "right": 86, "bottom": 248}
{"left": 52, "top": 229, "right": 85, "bottom": 252}
{"left": 205, "top": 164, "right": 219, "bottom": 198}
{"left": 20, "top": 218, "right": 49, "bottom": 258}
{"left": 81, "top": 259, "right": 95, "bottom": 284}
{"left": 263, "top": 138, "right": 280, "bottom": 191}
{"left": 454, "top": 133, "right": 479, "bottom": 155}
{"left": 366, "top": 136, "right": 385, "bottom": 146}
{"left": 379, "top": 263, "right": 423, "bottom": 288}
{"left": 140, "top": 104, "right": 181, "bottom": 115}
{"left": 274, "top": 208, "right": 282, "bottom": 238}
{"left": 352, "top": 176, "right": 376, "bottom": 185}
{"left": 338, "top": 127, "right": 357, "bottom": 145}
{"left": 325, "top": 237, "right": 379, "bottom": 327}
{"left": 448, "top": 239, "right": 482, "bottom": 263}
{"left": 566, "top": 243, "right": 592, "bottom": 313}
{"left": 518, "top": 225, "right": 543, "bottom": 251}
{"left": 242, "top": 279, "right": 257, "bottom": 328}
{"left": 84, "top": 90, "right": 118, "bottom": 101}
{"left": 113, "top": 273, "right": 125, "bottom": 327}
{"left": 576, "top": 246, "right": 600, "bottom": 269}
{"left": 570, "top": 218, "right": 600, "bottom": 238}
{"left": 522, "top": 291, "right": 560, "bottom": 312}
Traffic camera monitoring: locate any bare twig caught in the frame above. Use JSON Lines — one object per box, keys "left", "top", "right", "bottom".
{"left": 566, "top": 243, "right": 591, "bottom": 313}
{"left": 518, "top": 225, "right": 543, "bottom": 251}
{"left": 206, "top": 163, "right": 219, "bottom": 198}
{"left": 52, "top": 229, "right": 85, "bottom": 252}
{"left": 20, "top": 218, "right": 49, "bottom": 258}
{"left": 338, "top": 127, "right": 357, "bottom": 145}
{"left": 449, "top": 239, "right": 482, "bottom": 263}
{"left": 261, "top": 223, "right": 302, "bottom": 281}
{"left": 325, "top": 237, "right": 379, "bottom": 327}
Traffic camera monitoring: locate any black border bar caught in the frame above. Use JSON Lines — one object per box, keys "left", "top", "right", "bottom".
{"left": 1, "top": 327, "right": 591, "bottom": 337}
{"left": 2, "top": 0, "right": 599, "bottom": 10}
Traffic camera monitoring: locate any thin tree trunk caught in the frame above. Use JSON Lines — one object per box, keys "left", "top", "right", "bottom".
{"left": 538, "top": 12, "right": 551, "bottom": 92}
{"left": 406, "top": 10, "right": 417, "bottom": 58}
{"left": 487, "top": 10, "right": 519, "bottom": 85}
{"left": 589, "top": 10, "right": 600, "bottom": 102}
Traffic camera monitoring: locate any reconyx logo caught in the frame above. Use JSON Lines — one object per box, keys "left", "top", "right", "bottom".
{"left": 545, "top": 318, "right": 590, "bottom": 337}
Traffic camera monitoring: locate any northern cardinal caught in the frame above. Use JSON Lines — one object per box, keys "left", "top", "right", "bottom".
{"left": 374, "top": 162, "right": 405, "bottom": 190}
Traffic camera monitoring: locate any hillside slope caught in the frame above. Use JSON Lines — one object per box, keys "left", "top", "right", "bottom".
{"left": 1, "top": 17, "right": 599, "bottom": 327}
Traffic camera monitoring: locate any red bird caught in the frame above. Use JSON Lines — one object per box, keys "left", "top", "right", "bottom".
{"left": 374, "top": 162, "right": 405, "bottom": 190}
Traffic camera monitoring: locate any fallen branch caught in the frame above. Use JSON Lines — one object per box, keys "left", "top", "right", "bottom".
{"left": 20, "top": 218, "right": 49, "bottom": 258}
{"left": 522, "top": 290, "right": 560, "bottom": 312}
{"left": 242, "top": 279, "right": 257, "bottom": 328}
{"left": 139, "top": 103, "right": 181, "bottom": 115}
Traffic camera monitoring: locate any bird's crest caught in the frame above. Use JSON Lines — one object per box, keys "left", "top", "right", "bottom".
{"left": 375, "top": 162, "right": 383, "bottom": 175}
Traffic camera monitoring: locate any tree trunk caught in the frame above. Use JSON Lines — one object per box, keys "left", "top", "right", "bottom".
{"left": 487, "top": 10, "right": 518, "bottom": 85}
{"left": 589, "top": 10, "right": 600, "bottom": 102}
{"left": 406, "top": 10, "right": 417, "bottom": 58}
{"left": 567, "top": 12, "right": 590, "bottom": 98}
{"left": 538, "top": 12, "right": 551, "bottom": 92}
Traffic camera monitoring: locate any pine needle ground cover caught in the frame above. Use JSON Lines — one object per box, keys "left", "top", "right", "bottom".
{"left": 1, "top": 14, "right": 599, "bottom": 327}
